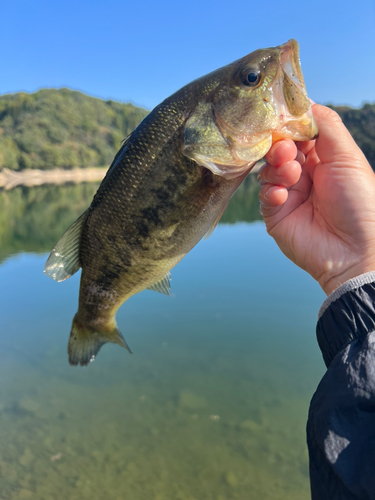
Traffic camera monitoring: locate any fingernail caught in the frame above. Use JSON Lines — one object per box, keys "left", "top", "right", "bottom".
{"left": 257, "top": 168, "right": 267, "bottom": 185}
{"left": 271, "top": 141, "right": 282, "bottom": 153}
{"left": 257, "top": 176, "right": 266, "bottom": 186}
{"left": 295, "top": 151, "right": 305, "bottom": 164}
{"left": 308, "top": 98, "right": 316, "bottom": 105}
{"left": 264, "top": 187, "right": 272, "bottom": 199}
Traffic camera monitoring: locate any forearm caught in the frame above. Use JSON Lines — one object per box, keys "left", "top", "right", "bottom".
{"left": 307, "top": 272, "right": 375, "bottom": 499}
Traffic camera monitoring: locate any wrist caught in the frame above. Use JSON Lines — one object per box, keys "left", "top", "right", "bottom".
{"left": 318, "top": 270, "right": 375, "bottom": 320}
{"left": 320, "top": 261, "right": 375, "bottom": 295}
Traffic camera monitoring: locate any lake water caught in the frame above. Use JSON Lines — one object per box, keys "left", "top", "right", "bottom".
{"left": 0, "top": 177, "right": 326, "bottom": 500}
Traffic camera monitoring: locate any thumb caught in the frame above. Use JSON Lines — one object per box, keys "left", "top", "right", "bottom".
{"left": 313, "top": 104, "right": 370, "bottom": 169}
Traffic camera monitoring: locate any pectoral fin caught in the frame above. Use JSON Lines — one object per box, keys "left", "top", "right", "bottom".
{"left": 204, "top": 203, "right": 229, "bottom": 240}
{"left": 44, "top": 209, "right": 89, "bottom": 282}
{"left": 147, "top": 272, "right": 171, "bottom": 295}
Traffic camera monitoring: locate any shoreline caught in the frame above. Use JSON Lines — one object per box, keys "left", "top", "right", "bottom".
{"left": 0, "top": 162, "right": 264, "bottom": 191}
{"left": 0, "top": 167, "right": 108, "bottom": 190}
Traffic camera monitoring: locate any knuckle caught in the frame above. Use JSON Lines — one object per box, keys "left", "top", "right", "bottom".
{"left": 329, "top": 109, "right": 343, "bottom": 123}
{"left": 318, "top": 105, "right": 342, "bottom": 124}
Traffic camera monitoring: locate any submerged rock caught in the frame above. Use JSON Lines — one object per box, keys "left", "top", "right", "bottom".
{"left": 238, "top": 419, "right": 260, "bottom": 432}
{"left": 223, "top": 471, "right": 238, "bottom": 487}
{"left": 18, "top": 397, "right": 40, "bottom": 414}
{"left": 18, "top": 489, "right": 33, "bottom": 499}
{"left": 178, "top": 391, "right": 207, "bottom": 411}
{"left": 19, "top": 448, "right": 34, "bottom": 467}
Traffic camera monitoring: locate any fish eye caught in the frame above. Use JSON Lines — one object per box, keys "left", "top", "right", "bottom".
{"left": 242, "top": 70, "right": 261, "bottom": 87}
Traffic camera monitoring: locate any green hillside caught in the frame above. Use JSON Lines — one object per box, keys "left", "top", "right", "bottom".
{"left": 0, "top": 88, "right": 374, "bottom": 171}
{"left": 0, "top": 88, "right": 148, "bottom": 170}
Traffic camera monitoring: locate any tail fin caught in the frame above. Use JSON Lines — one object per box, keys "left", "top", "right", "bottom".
{"left": 68, "top": 314, "right": 132, "bottom": 366}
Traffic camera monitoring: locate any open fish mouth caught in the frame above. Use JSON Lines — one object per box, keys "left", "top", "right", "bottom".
{"left": 273, "top": 39, "right": 318, "bottom": 141}
{"left": 279, "top": 39, "right": 306, "bottom": 96}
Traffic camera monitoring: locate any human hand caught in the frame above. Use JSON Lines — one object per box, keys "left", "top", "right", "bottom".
{"left": 258, "top": 104, "right": 375, "bottom": 295}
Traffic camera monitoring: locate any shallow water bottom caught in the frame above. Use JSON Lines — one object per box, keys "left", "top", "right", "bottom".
{"left": 0, "top": 223, "right": 325, "bottom": 499}
{"left": 0, "top": 351, "right": 312, "bottom": 500}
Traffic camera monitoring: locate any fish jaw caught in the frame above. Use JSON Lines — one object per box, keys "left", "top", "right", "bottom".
{"left": 272, "top": 39, "right": 318, "bottom": 141}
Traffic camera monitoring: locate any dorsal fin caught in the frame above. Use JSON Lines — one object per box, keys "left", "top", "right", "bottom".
{"left": 147, "top": 272, "right": 171, "bottom": 295}
{"left": 44, "top": 209, "right": 89, "bottom": 282}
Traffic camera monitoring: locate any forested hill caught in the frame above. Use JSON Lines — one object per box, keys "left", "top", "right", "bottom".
{"left": 0, "top": 88, "right": 374, "bottom": 171}
{"left": 329, "top": 103, "right": 375, "bottom": 169}
{"left": 0, "top": 88, "right": 148, "bottom": 170}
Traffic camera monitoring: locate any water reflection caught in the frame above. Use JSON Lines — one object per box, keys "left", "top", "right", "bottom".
{"left": 0, "top": 182, "right": 100, "bottom": 263}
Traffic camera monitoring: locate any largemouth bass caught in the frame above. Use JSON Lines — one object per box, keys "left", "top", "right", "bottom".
{"left": 45, "top": 39, "right": 318, "bottom": 366}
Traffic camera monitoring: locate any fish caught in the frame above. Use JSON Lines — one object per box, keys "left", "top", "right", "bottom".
{"left": 44, "top": 39, "right": 318, "bottom": 366}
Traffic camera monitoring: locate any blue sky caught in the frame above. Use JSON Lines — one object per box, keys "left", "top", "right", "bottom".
{"left": 2, "top": 0, "right": 374, "bottom": 110}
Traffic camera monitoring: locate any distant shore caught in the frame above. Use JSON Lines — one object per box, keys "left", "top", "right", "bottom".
{"left": 0, "top": 167, "right": 108, "bottom": 190}
{"left": 0, "top": 162, "right": 264, "bottom": 191}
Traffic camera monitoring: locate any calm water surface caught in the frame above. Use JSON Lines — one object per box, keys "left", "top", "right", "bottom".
{"left": 0, "top": 179, "right": 325, "bottom": 500}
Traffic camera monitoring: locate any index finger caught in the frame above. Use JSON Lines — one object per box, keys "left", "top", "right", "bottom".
{"left": 264, "top": 139, "right": 297, "bottom": 166}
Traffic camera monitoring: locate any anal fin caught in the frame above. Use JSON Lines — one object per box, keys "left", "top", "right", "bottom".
{"left": 147, "top": 272, "right": 171, "bottom": 295}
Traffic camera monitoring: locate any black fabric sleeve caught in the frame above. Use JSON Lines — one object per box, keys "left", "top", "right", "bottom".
{"left": 307, "top": 281, "right": 375, "bottom": 499}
